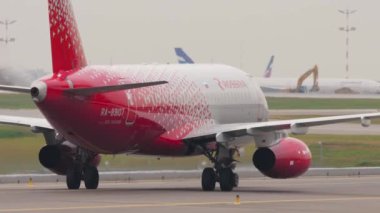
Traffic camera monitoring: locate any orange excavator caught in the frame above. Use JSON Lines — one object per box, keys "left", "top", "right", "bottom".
{"left": 294, "top": 65, "right": 319, "bottom": 93}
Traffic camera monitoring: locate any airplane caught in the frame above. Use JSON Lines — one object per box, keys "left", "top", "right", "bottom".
{"left": 263, "top": 55, "right": 274, "bottom": 78}
{"left": 175, "top": 47, "right": 195, "bottom": 64}
{"left": 172, "top": 46, "right": 376, "bottom": 96}
{"left": 174, "top": 48, "right": 275, "bottom": 79}
{"left": 0, "top": 0, "right": 379, "bottom": 192}
{"left": 174, "top": 48, "right": 380, "bottom": 95}
{"left": 257, "top": 65, "right": 380, "bottom": 94}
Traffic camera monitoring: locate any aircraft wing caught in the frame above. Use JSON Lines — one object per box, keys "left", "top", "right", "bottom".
{"left": 0, "top": 115, "right": 52, "bottom": 130}
{"left": 184, "top": 112, "right": 380, "bottom": 143}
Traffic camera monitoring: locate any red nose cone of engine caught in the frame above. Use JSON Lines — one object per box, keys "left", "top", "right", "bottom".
{"left": 253, "top": 137, "right": 312, "bottom": 179}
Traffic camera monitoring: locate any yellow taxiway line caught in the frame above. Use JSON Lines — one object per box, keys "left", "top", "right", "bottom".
{"left": 2, "top": 196, "right": 380, "bottom": 212}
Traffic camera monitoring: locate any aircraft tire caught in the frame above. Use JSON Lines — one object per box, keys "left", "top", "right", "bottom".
{"left": 233, "top": 173, "right": 239, "bottom": 187}
{"left": 219, "top": 168, "right": 234, "bottom": 192}
{"left": 84, "top": 166, "right": 99, "bottom": 189}
{"left": 202, "top": 167, "right": 216, "bottom": 191}
{"left": 66, "top": 166, "right": 81, "bottom": 190}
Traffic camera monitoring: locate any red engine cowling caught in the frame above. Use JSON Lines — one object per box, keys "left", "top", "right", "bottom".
{"left": 252, "top": 137, "right": 312, "bottom": 178}
{"left": 38, "top": 144, "right": 101, "bottom": 175}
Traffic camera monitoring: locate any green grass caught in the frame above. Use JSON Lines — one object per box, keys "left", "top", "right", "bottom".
{"left": 0, "top": 126, "right": 45, "bottom": 174}
{"left": 100, "top": 155, "right": 209, "bottom": 171}
{"left": 294, "top": 134, "right": 380, "bottom": 167}
{"left": 0, "top": 93, "right": 35, "bottom": 109}
{"left": 267, "top": 97, "right": 380, "bottom": 110}
{"left": 0, "top": 125, "right": 36, "bottom": 138}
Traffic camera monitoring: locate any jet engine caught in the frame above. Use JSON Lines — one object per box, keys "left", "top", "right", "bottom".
{"left": 39, "top": 144, "right": 76, "bottom": 175}
{"left": 38, "top": 143, "right": 101, "bottom": 175}
{"left": 252, "top": 137, "right": 311, "bottom": 178}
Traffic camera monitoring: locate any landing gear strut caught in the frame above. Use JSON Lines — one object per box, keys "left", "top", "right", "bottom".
{"left": 201, "top": 145, "right": 239, "bottom": 192}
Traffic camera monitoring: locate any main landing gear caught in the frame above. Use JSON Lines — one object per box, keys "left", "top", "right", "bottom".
{"left": 66, "top": 151, "right": 99, "bottom": 190}
{"left": 201, "top": 145, "right": 239, "bottom": 192}
{"left": 66, "top": 165, "right": 99, "bottom": 190}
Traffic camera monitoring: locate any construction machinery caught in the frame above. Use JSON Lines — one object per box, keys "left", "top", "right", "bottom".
{"left": 294, "top": 65, "right": 319, "bottom": 93}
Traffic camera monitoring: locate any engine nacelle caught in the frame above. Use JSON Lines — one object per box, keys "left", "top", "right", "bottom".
{"left": 252, "top": 137, "right": 311, "bottom": 178}
{"left": 39, "top": 144, "right": 101, "bottom": 175}
{"left": 39, "top": 145, "right": 76, "bottom": 175}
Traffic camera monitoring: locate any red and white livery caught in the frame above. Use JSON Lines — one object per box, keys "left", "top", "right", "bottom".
{"left": 0, "top": 0, "right": 379, "bottom": 191}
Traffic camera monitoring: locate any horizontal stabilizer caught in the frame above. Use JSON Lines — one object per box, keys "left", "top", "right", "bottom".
{"left": 64, "top": 81, "right": 168, "bottom": 96}
{"left": 0, "top": 85, "right": 30, "bottom": 93}
{"left": 0, "top": 115, "right": 52, "bottom": 130}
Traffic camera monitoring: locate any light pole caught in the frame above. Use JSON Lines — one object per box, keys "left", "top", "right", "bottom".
{"left": 338, "top": 9, "right": 356, "bottom": 79}
{"left": 0, "top": 19, "right": 16, "bottom": 45}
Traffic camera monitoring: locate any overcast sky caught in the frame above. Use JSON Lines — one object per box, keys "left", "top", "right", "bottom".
{"left": 1, "top": 0, "right": 380, "bottom": 79}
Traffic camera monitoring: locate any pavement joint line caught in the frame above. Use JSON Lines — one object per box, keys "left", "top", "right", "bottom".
{"left": 1, "top": 196, "right": 380, "bottom": 212}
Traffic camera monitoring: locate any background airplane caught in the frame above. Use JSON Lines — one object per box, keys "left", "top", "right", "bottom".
{"left": 0, "top": 0, "right": 379, "bottom": 192}
{"left": 175, "top": 47, "right": 194, "bottom": 64}
{"left": 174, "top": 48, "right": 274, "bottom": 78}
{"left": 256, "top": 66, "right": 380, "bottom": 94}
{"left": 263, "top": 55, "right": 274, "bottom": 78}
{"left": 175, "top": 48, "right": 380, "bottom": 95}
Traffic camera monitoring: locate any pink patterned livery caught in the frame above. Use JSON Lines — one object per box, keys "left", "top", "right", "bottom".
{"left": 0, "top": 0, "right": 378, "bottom": 192}
{"left": 49, "top": 0, "right": 87, "bottom": 73}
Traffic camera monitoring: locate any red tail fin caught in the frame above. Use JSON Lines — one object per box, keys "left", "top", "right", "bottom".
{"left": 48, "top": 0, "right": 87, "bottom": 73}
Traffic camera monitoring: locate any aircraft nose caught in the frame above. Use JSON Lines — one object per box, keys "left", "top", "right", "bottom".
{"left": 30, "top": 81, "right": 47, "bottom": 102}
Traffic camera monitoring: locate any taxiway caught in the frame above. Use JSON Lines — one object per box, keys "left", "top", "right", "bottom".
{"left": 1, "top": 176, "right": 380, "bottom": 212}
